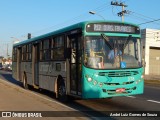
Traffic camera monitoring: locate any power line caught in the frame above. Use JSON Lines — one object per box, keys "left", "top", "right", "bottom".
{"left": 129, "top": 12, "right": 152, "bottom": 21}
{"left": 26, "top": 3, "right": 111, "bottom": 37}
{"left": 131, "top": 11, "right": 156, "bottom": 21}
{"left": 128, "top": 14, "right": 152, "bottom": 23}
{"left": 127, "top": 11, "right": 160, "bottom": 26}
{"left": 138, "top": 19, "right": 160, "bottom": 25}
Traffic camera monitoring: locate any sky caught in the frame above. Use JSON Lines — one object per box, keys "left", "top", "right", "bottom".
{"left": 0, "top": 0, "right": 160, "bottom": 57}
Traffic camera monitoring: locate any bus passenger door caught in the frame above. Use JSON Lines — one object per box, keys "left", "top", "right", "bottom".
{"left": 68, "top": 34, "right": 82, "bottom": 96}
{"left": 32, "top": 44, "right": 39, "bottom": 86}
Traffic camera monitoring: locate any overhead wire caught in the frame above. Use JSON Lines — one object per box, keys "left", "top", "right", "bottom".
{"left": 112, "top": 6, "right": 117, "bottom": 16}
{"left": 28, "top": 3, "right": 111, "bottom": 37}
{"left": 111, "top": 0, "right": 160, "bottom": 27}
{"left": 19, "top": 0, "right": 160, "bottom": 39}
{"left": 138, "top": 19, "right": 160, "bottom": 25}
{"left": 126, "top": 10, "right": 160, "bottom": 26}
{"left": 131, "top": 11, "right": 156, "bottom": 21}
{"left": 128, "top": 13, "right": 151, "bottom": 22}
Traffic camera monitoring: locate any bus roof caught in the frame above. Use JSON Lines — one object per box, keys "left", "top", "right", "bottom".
{"left": 13, "top": 20, "right": 139, "bottom": 47}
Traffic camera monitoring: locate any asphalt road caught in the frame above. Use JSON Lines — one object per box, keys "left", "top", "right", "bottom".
{"left": 0, "top": 70, "right": 160, "bottom": 120}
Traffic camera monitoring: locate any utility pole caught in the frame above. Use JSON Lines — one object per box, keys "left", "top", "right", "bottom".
{"left": 6, "top": 43, "right": 9, "bottom": 58}
{"left": 111, "top": 1, "right": 128, "bottom": 22}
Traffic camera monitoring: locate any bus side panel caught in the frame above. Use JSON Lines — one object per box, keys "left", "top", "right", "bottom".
{"left": 12, "top": 62, "right": 18, "bottom": 80}
{"left": 39, "top": 75, "right": 56, "bottom": 92}
{"left": 38, "top": 61, "right": 67, "bottom": 92}
{"left": 21, "top": 62, "right": 32, "bottom": 85}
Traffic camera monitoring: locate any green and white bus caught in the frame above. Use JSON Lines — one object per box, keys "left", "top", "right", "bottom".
{"left": 12, "top": 21, "right": 144, "bottom": 101}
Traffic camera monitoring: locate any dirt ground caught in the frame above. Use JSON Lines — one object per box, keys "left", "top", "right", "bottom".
{"left": 144, "top": 75, "right": 160, "bottom": 86}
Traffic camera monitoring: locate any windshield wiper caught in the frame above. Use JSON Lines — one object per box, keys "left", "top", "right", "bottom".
{"left": 123, "top": 35, "right": 132, "bottom": 50}
{"left": 101, "top": 33, "right": 113, "bottom": 49}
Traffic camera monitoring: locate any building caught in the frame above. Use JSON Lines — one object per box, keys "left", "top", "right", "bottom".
{"left": 0, "top": 56, "right": 3, "bottom": 69}
{"left": 141, "top": 28, "right": 160, "bottom": 75}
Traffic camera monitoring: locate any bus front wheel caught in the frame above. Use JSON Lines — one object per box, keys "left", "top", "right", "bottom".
{"left": 57, "top": 76, "right": 67, "bottom": 102}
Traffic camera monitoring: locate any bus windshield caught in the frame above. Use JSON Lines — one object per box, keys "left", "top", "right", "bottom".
{"left": 84, "top": 36, "right": 142, "bottom": 69}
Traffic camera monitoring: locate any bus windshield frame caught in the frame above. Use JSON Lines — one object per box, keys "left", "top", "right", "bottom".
{"left": 83, "top": 35, "right": 142, "bottom": 69}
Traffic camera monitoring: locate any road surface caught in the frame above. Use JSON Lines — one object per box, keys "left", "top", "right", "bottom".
{"left": 0, "top": 70, "right": 160, "bottom": 120}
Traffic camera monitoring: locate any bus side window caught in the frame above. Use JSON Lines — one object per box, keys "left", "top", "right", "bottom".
{"left": 40, "top": 41, "right": 43, "bottom": 60}
{"left": 71, "top": 39, "right": 76, "bottom": 63}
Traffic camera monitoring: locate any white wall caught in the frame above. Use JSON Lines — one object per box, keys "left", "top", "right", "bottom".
{"left": 141, "top": 28, "right": 160, "bottom": 75}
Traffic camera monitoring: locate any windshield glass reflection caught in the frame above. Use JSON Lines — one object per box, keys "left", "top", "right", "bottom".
{"left": 84, "top": 36, "right": 142, "bottom": 69}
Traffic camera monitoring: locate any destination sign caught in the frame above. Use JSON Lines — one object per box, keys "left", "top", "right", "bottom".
{"left": 86, "top": 23, "right": 140, "bottom": 34}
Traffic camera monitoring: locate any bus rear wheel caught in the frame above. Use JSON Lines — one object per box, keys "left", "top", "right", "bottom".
{"left": 23, "top": 73, "right": 28, "bottom": 89}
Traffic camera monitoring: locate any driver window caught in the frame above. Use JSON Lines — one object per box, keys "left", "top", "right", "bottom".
{"left": 84, "top": 37, "right": 104, "bottom": 68}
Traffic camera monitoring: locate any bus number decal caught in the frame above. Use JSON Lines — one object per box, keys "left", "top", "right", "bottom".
{"left": 128, "top": 76, "right": 134, "bottom": 81}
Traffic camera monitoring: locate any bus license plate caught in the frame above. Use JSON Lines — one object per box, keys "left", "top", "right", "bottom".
{"left": 116, "top": 88, "right": 125, "bottom": 93}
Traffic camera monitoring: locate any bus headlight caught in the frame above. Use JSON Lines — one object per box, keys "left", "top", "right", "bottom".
{"left": 88, "top": 77, "right": 92, "bottom": 82}
{"left": 85, "top": 74, "right": 93, "bottom": 82}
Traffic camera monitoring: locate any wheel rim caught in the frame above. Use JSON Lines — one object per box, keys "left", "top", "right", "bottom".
{"left": 58, "top": 85, "right": 66, "bottom": 96}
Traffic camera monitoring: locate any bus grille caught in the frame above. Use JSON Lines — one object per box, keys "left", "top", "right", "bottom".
{"left": 104, "top": 81, "right": 134, "bottom": 86}
{"left": 102, "top": 87, "right": 136, "bottom": 95}
{"left": 98, "top": 71, "right": 139, "bottom": 77}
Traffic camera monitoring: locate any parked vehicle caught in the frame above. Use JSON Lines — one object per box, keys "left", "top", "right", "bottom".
{"left": 0, "top": 63, "right": 2, "bottom": 70}
{"left": 2, "top": 64, "right": 12, "bottom": 71}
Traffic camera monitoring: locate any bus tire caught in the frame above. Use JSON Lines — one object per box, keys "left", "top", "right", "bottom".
{"left": 57, "top": 76, "right": 68, "bottom": 102}
{"left": 23, "top": 73, "right": 28, "bottom": 89}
